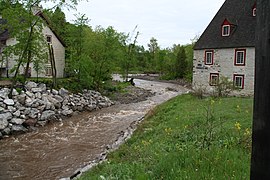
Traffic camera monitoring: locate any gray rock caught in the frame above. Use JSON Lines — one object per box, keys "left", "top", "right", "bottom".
{"left": 32, "top": 88, "right": 42, "bottom": 93}
{"left": 0, "top": 119, "right": 8, "bottom": 130}
{"left": 40, "top": 110, "right": 55, "bottom": 121}
{"left": 7, "top": 106, "right": 16, "bottom": 112}
{"left": 29, "top": 108, "right": 39, "bottom": 119}
{"left": 13, "top": 110, "right": 21, "bottom": 117}
{"left": 12, "top": 89, "right": 19, "bottom": 96}
{"left": 11, "top": 125, "right": 28, "bottom": 133}
{"left": 61, "top": 109, "right": 73, "bottom": 116}
{"left": 16, "top": 94, "right": 26, "bottom": 105}
{"left": 59, "top": 88, "right": 69, "bottom": 97}
{"left": 0, "top": 106, "right": 5, "bottom": 112}
{"left": 35, "top": 92, "right": 42, "bottom": 99}
{"left": 0, "top": 132, "right": 2, "bottom": 138}
{"left": 0, "top": 88, "right": 10, "bottom": 99}
{"left": 52, "top": 89, "right": 58, "bottom": 95}
{"left": 25, "top": 91, "right": 34, "bottom": 98}
{"left": 2, "top": 127, "right": 11, "bottom": 135}
{"left": 47, "top": 96, "right": 61, "bottom": 109}
{"left": 38, "top": 83, "right": 47, "bottom": 91}
{"left": 25, "top": 81, "right": 37, "bottom": 91}
{"left": 0, "top": 112, "right": 12, "bottom": 121}
{"left": 24, "top": 108, "right": 31, "bottom": 115}
{"left": 54, "top": 95, "right": 64, "bottom": 103}
{"left": 3, "top": 99, "right": 15, "bottom": 106}
{"left": 10, "top": 118, "right": 25, "bottom": 125}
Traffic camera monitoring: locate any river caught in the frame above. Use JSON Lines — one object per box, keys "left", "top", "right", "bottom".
{"left": 0, "top": 78, "right": 189, "bottom": 180}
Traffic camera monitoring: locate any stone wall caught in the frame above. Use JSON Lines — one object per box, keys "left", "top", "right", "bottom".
{"left": 0, "top": 81, "right": 113, "bottom": 138}
{"left": 192, "top": 47, "right": 255, "bottom": 96}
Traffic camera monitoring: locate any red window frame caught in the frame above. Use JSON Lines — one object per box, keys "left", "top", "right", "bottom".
{"left": 234, "top": 49, "right": 246, "bottom": 66}
{"left": 204, "top": 50, "right": 214, "bottom": 65}
{"left": 233, "top": 74, "right": 245, "bottom": 89}
{"left": 209, "top": 73, "right": 219, "bottom": 86}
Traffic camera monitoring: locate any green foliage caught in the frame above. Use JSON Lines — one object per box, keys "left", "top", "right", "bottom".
{"left": 213, "top": 76, "right": 236, "bottom": 97}
{"left": 80, "top": 95, "right": 252, "bottom": 179}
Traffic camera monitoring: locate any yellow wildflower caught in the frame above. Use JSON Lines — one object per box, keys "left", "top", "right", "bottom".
{"left": 235, "top": 122, "right": 241, "bottom": 131}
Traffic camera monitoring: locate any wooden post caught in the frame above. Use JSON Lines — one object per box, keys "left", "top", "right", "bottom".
{"left": 251, "top": 0, "right": 270, "bottom": 179}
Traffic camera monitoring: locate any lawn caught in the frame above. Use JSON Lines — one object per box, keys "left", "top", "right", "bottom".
{"left": 80, "top": 94, "right": 253, "bottom": 179}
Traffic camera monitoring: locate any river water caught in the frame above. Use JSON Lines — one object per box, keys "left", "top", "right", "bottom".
{"left": 0, "top": 78, "right": 189, "bottom": 180}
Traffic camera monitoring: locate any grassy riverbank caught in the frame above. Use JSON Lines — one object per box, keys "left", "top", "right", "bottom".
{"left": 80, "top": 94, "right": 253, "bottom": 179}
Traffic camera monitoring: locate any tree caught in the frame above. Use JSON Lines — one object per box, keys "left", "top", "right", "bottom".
{"left": 175, "top": 45, "right": 187, "bottom": 78}
{"left": 147, "top": 37, "right": 160, "bottom": 73}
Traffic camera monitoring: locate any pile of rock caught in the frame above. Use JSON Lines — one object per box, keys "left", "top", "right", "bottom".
{"left": 0, "top": 81, "right": 114, "bottom": 138}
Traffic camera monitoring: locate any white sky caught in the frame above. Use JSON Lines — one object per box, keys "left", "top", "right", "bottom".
{"left": 63, "top": 0, "right": 225, "bottom": 48}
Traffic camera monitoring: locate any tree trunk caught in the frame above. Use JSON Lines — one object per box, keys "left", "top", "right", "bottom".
{"left": 251, "top": 0, "right": 270, "bottom": 179}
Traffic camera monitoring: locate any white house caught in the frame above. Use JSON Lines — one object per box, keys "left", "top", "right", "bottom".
{"left": 193, "top": 0, "right": 256, "bottom": 96}
{"left": 0, "top": 11, "right": 65, "bottom": 78}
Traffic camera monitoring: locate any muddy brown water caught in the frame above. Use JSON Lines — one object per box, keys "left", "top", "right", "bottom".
{"left": 0, "top": 78, "right": 189, "bottom": 180}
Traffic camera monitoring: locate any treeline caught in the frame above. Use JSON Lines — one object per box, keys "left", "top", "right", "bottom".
{"left": 0, "top": 1, "right": 195, "bottom": 92}
{"left": 46, "top": 8, "right": 195, "bottom": 89}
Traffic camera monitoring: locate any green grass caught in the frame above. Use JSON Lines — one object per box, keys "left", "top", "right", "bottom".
{"left": 80, "top": 94, "right": 253, "bottom": 179}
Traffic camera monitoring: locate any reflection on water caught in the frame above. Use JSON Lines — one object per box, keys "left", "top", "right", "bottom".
{"left": 0, "top": 78, "right": 189, "bottom": 180}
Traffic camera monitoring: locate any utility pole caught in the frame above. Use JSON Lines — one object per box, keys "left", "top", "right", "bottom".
{"left": 251, "top": 0, "right": 270, "bottom": 179}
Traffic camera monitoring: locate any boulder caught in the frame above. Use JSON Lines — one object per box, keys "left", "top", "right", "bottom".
{"left": 28, "top": 108, "right": 39, "bottom": 119}
{"left": 16, "top": 94, "right": 26, "bottom": 105}
{"left": 3, "top": 99, "right": 15, "bottom": 106}
{"left": 23, "top": 119, "right": 37, "bottom": 127}
{"left": 59, "top": 88, "right": 69, "bottom": 97}
{"left": 10, "top": 118, "right": 25, "bottom": 125}
{"left": 0, "top": 119, "right": 8, "bottom": 130}
{"left": 11, "top": 125, "right": 28, "bottom": 134}
{"left": 38, "top": 83, "right": 47, "bottom": 92}
{"left": 0, "top": 88, "right": 10, "bottom": 99}
{"left": 0, "top": 112, "right": 12, "bottom": 121}
{"left": 40, "top": 110, "right": 55, "bottom": 121}
{"left": 61, "top": 109, "right": 73, "bottom": 116}
{"left": 51, "top": 89, "right": 58, "bottom": 95}
{"left": 25, "top": 81, "right": 37, "bottom": 91}
{"left": 2, "top": 127, "right": 11, "bottom": 135}
{"left": 32, "top": 88, "right": 43, "bottom": 93}
{"left": 13, "top": 110, "right": 21, "bottom": 117}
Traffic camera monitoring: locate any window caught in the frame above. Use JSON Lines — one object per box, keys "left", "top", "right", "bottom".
{"left": 205, "top": 50, "right": 214, "bottom": 65}
{"left": 46, "top": 35, "right": 52, "bottom": 44}
{"left": 210, "top": 73, "right": 219, "bottom": 86}
{"left": 233, "top": 74, "right": 244, "bottom": 89}
{"left": 234, "top": 49, "right": 246, "bottom": 66}
{"left": 222, "top": 25, "right": 230, "bottom": 36}
{"left": 45, "top": 66, "right": 52, "bottom": 76}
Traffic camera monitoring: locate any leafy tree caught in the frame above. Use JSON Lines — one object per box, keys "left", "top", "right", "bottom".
{"left": 175, "top": 45, "right": 187, "bottom": 78}
{"left": 147, "top": 37, "right": 160, "bottom": 73}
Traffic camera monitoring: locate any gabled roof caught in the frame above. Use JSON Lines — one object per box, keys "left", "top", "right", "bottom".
{"left": 194, "top": 0, "right": 256, "bottom": 50}
{"left": 0, "top": 19, "right": 9, "bottom": 42}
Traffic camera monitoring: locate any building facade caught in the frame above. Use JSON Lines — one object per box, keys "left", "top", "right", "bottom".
{"left": 193, "top": 0, "right": 256, "bottom": 96}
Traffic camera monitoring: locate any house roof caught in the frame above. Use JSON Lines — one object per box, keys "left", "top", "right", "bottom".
{"left": 0, "top": 19, "right": 9, "bottom": 42}
{"left": 194, "top": 0, "right": 256, "bottom": 50}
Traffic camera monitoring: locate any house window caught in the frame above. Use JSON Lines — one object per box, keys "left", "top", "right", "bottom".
{"left": 234, "top": 49, "right": 246, "bottom": 66}
{"left": 222, "top": 25, "right": 230, "bottom": 36}
{"left": 205, "top": 50, "right": 214, "bottom": 65}
{"left": 45, "top": 66, "right": 52, "bottom": 76}
{"left": 46, "top": 35, "right": 52, "bottom": 44}
{"left": 253, "top": 8, "right": 256, "bottom": 16}
{"left": 233, "top": 74, "right": 244, "bottom": 89}
{"left": 210, "top": 73, "right": 219, "bottom": 86}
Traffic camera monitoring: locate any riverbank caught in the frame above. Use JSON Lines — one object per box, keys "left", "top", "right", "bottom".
{"left": 79, "top": 94, "right": 253, "bottom": 179}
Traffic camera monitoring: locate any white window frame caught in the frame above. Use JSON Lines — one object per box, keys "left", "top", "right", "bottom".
{"left": 46, "top": 35, "right": 52, "bottom": 44}
{"left": 233, "top": 74, "right": 244, "bottom": 89}
{"left": 210, "top": 73, "right": 219, "bottom": 86}
{"left": 222, "top": 25, "right": 230, "bottom": 36}
{"left": 235, "top": 49, "right": 246, "bottom": 66}
{"left": 253, "top": 8, "right": 256, "bottom": 17}
{"left": 205, "top": 50, "right": 214, "bottom": 65}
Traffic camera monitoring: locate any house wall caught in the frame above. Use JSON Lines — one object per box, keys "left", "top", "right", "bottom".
{"left": 192, "top": 47, "right": 255, "bottom": 96}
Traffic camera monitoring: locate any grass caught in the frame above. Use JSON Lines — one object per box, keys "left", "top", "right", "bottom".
{"left": 79, "top": 94, "right": 253, "bottom": 180}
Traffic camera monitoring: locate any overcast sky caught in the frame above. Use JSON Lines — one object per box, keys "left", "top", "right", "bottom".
{"left": 63, "top": 0, "right": 225, "bottom": 48}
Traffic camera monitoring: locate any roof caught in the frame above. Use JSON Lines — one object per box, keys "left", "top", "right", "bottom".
{"left": 194, "top": 0, "right": 256, "bottom": 50}
{"left": 0, "top": 19, "right": 9, "bottom": 42}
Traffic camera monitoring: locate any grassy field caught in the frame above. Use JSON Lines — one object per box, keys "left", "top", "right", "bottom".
{"left": 80, "top": 94, "right": 253, "bottom": 179}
